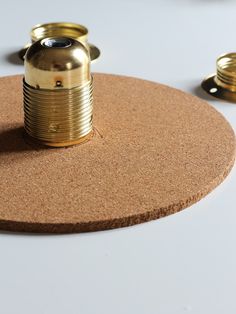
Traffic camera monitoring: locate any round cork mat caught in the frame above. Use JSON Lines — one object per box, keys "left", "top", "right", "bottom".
{"left": 0, "top": 74, "right": 235, "bottom": 233}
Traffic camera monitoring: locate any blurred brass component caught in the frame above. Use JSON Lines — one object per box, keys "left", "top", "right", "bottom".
{"left": 18, "top": 43, "right": 31, "bottom": 60}
{"left": 23, "top": 37, "right": 93, "bottom": 147}
{"left": 202, "top": 53, "right": 236, "bottom": 102}
{"left": 19, "top": 22, "right": 100, "bottom": 61}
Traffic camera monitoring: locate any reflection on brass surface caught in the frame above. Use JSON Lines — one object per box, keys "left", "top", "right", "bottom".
{"left": 23, "top": 37, "right": 93, "bottom": 147}
{"left": 202, "top": 53, "right": 236, "bottom": 102}
{"left": 19, "top": 22, "right": 100, "bottom": 61}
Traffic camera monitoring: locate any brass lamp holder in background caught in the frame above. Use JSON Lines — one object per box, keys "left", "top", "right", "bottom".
{"left": 202, "top": 52, "right": 236, "bottom": 103}
{"left": 19, "top": 22, "right": 100, "bottom": 62}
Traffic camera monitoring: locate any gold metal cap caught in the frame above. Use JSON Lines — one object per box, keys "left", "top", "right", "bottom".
{"left": 19, "top": 22, "right": 100, "bottom": 62}
{"left": 202, "top": 53, "right": 236, "bottom": 102}
{"left": 23, "top": 37, "right": 93, "bottom": 147}
{"left": 25, "top": 37, "right": 90, "bottom": 89}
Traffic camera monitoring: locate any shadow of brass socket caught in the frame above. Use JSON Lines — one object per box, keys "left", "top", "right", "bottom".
{"left": 19, "top": 22, "right": 100, "bottom": 62}
{"left": 23, "top": 37, "right": 93, "bottom": 147}
{"left": 202, "top": 53, "right": 236, "bottom": 103}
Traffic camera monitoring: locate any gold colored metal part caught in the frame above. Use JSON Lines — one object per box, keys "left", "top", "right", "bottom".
{"left": 202, "top": 53, "right": 236, "bottom": 102}
{"left": 19, "top": 22, "right": 100, "bottom": 61}
{"left": 23, "top": 37, "right": 93, "bottom": 147}
{"left": 18, "top": 43, "right": 31, "bottom": 60}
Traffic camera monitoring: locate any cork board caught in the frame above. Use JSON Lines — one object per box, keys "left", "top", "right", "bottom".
{"left": 0, "top": 74, "right": 235, "bottom": 233}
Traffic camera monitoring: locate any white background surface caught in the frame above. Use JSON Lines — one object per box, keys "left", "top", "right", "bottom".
{"left": 0, "top": 1, "right": 236, "bottom": 313}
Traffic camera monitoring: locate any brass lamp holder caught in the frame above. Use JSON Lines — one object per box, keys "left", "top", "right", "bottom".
{"left": 202, "top": 53, "right": 236, "bottom": 103}
{"left": 19, "top": 22, "right": 100, "bottom": 62}
{"left": 23, "top": 37, "right": 93, "bottom": 147}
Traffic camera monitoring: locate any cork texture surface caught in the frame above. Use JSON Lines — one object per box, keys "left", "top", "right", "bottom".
{"left": 0, "top": 73, "right": 235, "bottom": 233}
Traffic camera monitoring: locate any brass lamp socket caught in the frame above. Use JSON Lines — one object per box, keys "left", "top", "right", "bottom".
{"left": 202, "top": 53, "right": 236, "bottom": 103}
{"left": 19, "top": 22, "right": 100, "bottom": 62}
{"left": 23, "top": 37, "right": 93, "bottom": 147}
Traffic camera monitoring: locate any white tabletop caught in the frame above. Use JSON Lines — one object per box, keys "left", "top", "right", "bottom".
{"left": 0, "top": 1, "right": 236, "bottom": 313}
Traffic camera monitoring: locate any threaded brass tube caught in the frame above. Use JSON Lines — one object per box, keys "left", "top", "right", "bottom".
{"left": 216, "top": 53, "right": 236, "bottom": 92}
{"left": 23, "top": 37, "right": 93, "bottom": 147}
{"left": 23, "top": 79, "right": 93, "bottom": 147}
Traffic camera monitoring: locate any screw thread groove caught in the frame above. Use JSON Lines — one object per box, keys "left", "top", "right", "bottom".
{"left": 23, "top": 78, "right": 93, "bottom": 146}
{"left": 216, "top": 53, "right": 236, "bottom": 91}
